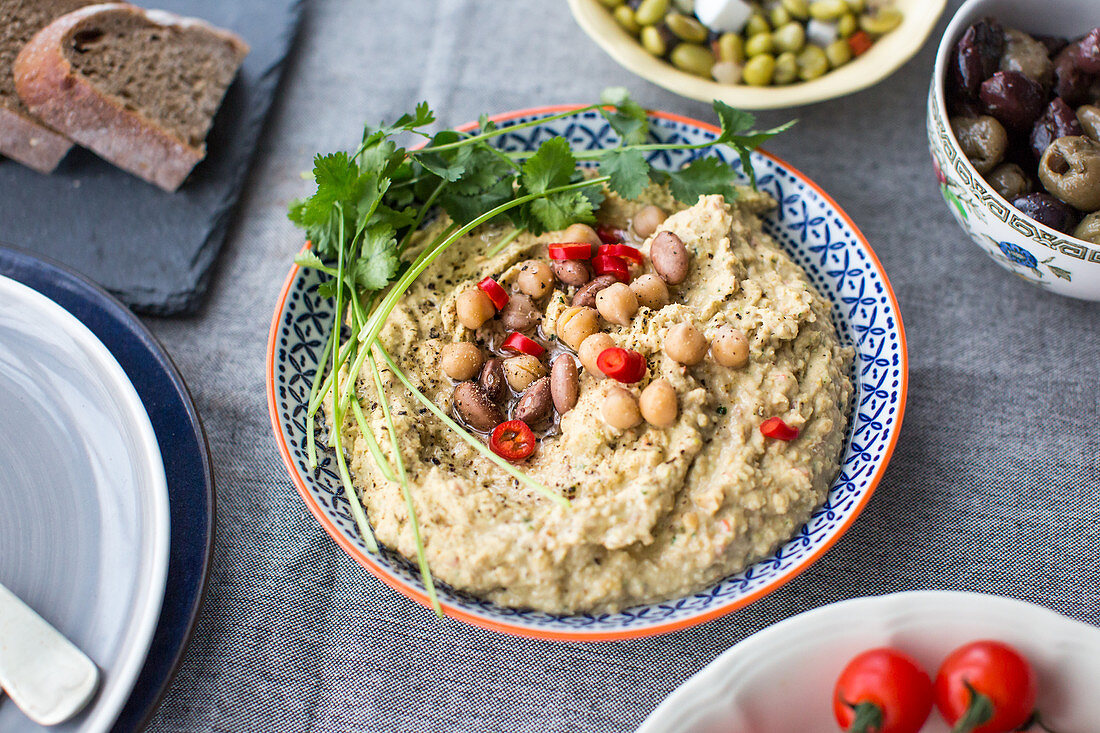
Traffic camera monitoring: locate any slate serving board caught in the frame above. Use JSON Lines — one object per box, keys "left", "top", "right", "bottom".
{"left": 0, "top": 0, "right": 304, "bottom": 315}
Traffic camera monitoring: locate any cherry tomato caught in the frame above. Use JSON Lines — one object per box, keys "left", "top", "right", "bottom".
{"left": 501, "top": 331, "right": 545, "bottom": 357}
{"left": 848, "top": 30, "right": 874, "bottom": 57}
{"left": 477, "top": 276, "right": 509, "bottom": 310}
{"left": 833, "top": 648, "right": 934, "bottom": 733}
{"left": 595, "top": 225, "right": 625, "bottom": 244}
{"left": 548, "top": 242, "right": 594, "bottom": 260}
{"left": 598, "top": 243, "right": 645, "bottom": 264}
{"left": 760, "top": 417, "right": 799, "bottom": 441}
{"left": 592, "top": 254, "right": 630, "bottom": 282}
{"left": 934, "top": 641, "right": 1037, "bottom": 733}
{"left": 489, "top": 420, "right": 536, "bottom": 461}
{"left": 596, "top": 347, "right": 647, "bottom": 383}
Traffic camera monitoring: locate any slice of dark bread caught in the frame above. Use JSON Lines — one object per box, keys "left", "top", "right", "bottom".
{"left": 0, "top": 0, "right": 99, "bottom": 172}
{"left": 15, "top": 3, "right": 249, "bottom": 191}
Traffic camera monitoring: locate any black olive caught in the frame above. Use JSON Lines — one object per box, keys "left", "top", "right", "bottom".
{"left": 1029, "top": 97, "right": 1084, "bottom": 161}
{"left": 1011, "top": 192, "right": 1081, "bottom": 233}
{"left": 951, "top": 18, "right": 1006, "bottom": 98}
{"left": 980, "top": 71, "right": 1047, "bottom": 130}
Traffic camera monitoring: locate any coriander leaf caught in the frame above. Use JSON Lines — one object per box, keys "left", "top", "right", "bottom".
{"left": 601, "top": 87, "right": 649, "bottom": 145}
{"left": 712, "top": 101, "right": 756, "bottom": 143}
{"left": 667, "top": 157, "right": 738, "bottom": 204}
{"left": 352, "top": 224, "right": 400, "bottom": 290}
{"left": 521, "top": 137, "right": 576, "bottom": 195}
{"left": 390, "top": 101, "right": 434, "bottom": 132}
{"left": 600, "top": 148, "right": 649, "bottom": 200}
{"left": 417, "top": 131, "right": 470, "bottom": 182}
{"left": 294, "top": 250, "right": 330, "bottom": 271}
{"left": 526, "top": 189, "right": 596, "bottom": 234}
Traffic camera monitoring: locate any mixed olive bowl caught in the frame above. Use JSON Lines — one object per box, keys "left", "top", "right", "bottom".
{"left": 268, "top": 107, "right": 907, "bottom": 641}
{"left": 569, "top": 0, "right": 946, "bottom": 110}
{"left": 928, "top": 0, "right": 1100, "bottom": 301}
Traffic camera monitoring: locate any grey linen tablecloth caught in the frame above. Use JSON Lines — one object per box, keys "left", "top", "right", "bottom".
{"left": 143, "top": 0, "right": 1100, "bottom": 730}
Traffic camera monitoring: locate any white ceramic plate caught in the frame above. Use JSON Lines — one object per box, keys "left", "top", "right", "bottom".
{"left": 0, "top": 276, "right": 169, "bottom": 732}
{"left": 637, "top": 591, "right": 1100, "bottom": 733}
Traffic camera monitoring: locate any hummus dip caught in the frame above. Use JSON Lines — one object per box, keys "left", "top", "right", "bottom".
{"left": 338, "top": 185, "right": 853, "bottom": 614}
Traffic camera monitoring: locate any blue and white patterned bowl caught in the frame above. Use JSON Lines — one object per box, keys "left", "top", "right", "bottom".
{"left": 267, "top": 107, "right": 908, "bottom": 641}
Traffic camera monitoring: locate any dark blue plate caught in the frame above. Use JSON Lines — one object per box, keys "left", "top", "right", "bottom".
{"left": 0, "top": 244, "right": 214, "bottom": 732}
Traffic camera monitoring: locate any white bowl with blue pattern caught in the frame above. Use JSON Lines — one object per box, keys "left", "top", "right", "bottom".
{"left": 267, "top": 107, "right": 908, "bottom": 641}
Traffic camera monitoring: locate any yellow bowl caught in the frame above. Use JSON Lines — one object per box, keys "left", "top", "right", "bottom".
{"left": 568, "top": 0, "right": 947, "bottom": 109}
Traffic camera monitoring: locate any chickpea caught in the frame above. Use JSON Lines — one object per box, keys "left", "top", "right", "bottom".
{"left": 440, "top": 342, "right": 483, "bottom": 381}
{"left": 711, "top": 326, "right": 750, "bottom": 368}
{"left": 561, "top": 223, "right": 601, "bottom": 248}
{"left": 578, "top": 333, "right": 615, "bottom": 377}
{"left": 455, "top": 288, "right": 495, "bottom": 330}
{"left": 639, "top": 379, "right": 678, "bottom": 427}
{"left": 602, "top": 387, "right": 642, "bottom": 430}
{"left": 502, "top": 354, "right": 547, "bottom": 392}
{"left": 595, "top": 282, "right": 639, "bottom": 325}
{"left": 632, "top": 205, "right": 667, "bottom": 238}
{"left": 555, "top": 306, "right": 600, "bottom": 350}
{"left": 630, "top": 274, "right": 670, "bottom": 310}
{"left": 664, "top": 322, "right": 708, "bottom": 365}
{"left": 516, "top": 259, "right": 554, "bottom": 299}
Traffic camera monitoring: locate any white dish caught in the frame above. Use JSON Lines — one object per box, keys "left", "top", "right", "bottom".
{"left": 0, "top": 276, "right": 169, "bottom": 732}
{"left": 637, "top": 591, "right": 1100, "bottom": 733}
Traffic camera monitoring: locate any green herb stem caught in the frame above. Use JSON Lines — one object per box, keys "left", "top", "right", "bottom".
{"left": 350, "top": 391, "right": 398, "bottom": 483}
{"left": 376, "top": 344, "right": 569, "bottom": 509}
{"left": 369, "top": 350, "right": 441, "bottom": 616}
{"left": 330, "top": 409, "right": 379, "bottom": 554}
{"left": 414, "top": 105, "right": 602, "bottom": 154}
{"left": 486, "top": 227, "right": 523, "bottom": 257}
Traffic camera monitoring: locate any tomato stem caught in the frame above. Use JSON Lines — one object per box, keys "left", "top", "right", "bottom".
{"left": 844, "top": 700, "right": 884, "bottom": 733}
{"left": 952, "top": 681, "right": 995, "bottom": 733}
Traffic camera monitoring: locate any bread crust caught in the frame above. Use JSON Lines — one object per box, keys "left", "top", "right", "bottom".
{"left": 0, "top": 104, "right": 73, "bottom": 173}
{"left": 13, "top": 2, "right": 249, "bottom": 191}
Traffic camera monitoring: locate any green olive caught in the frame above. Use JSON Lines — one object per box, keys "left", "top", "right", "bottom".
{"left": 743, "top": 53, "right": 777, "bottom": 86}
{"left": 744, "top": 13, "right": 772, "bottom": 37}
{"left": 745, "top": 32, "right": 775, "bottom": 57}
{"left": 666, "top": 12, "right": 709, "bottom": 43}
{"left": 809, "top": 0, "right": 849, "bottom": 21}
{"left": 669, "top": 43, "right": 716, "bottom": 76}
{"left": 634, "top": 0, "right": 670, "bottom": 26}
{"left": 825, "top": 38, "right": 852, "bottom": 67}
{"left": 769, "top": 5, "right": 791, "bottom": 28}
{"left": 844, "top": 0, "right": 865, "bottom": 11}
{"left": 796, "top": 44, "right": 830, "bottom": 80}
{"left": 612, "top": 5, "right": 640, "bottom": 34}
{"left": 773, "top": 51, "right": 799, "bottom": 84}
{"left": 836, "top": 12, "right": 857, "bottom": 37}
{"left": 781, "top": 0, "right": 810, "bottom": 20}
{"left": 597, "top": 0, "right": 625, "bottom": 7}
{"left": 641, "top": 25, "right": 669, "bottom": 56}
{"left": 773, "top": 21, "right": 806, "bottom": 53}
{"left": 716, "top": 32, "right": 745, "bottom": 63}
{"left": 860, "top": 8, "right": 903, "bottom": 36}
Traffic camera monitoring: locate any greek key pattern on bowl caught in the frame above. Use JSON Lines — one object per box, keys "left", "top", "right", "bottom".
{"left": 272, "top": 110, "right": 905, "bottom": 635}
{"left": 928, "top": 91, "right": 1100, "bottom": 264}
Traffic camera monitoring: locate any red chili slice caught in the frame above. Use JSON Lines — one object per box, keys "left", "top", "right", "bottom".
{"left": 592, "top": 254, "right": 630, "bottom": 282}
{"left": 596, "top": 347, "right": 647, "bottom": 383}
{"left": 490, "top": 420, "right": 536, "bottom": 461}
{"left": 548, "top": 242, "right": 594, "bottom": 260}
{"left": 848, "top": 30, "right": 873, "bottom": 57}
{"left": 477, "top": 276, "right": 509, "bottom": 310}
{"left": 501, "top": 331, "right": 545, "bottom": 357}
{"left": 598, "top": 244, "right": 645, "bottom": 265}
{"left": 760, "top": 417, "right": 799, "bottom": 441}
{"left": 596, "top": 225, "right": 625, "bottom": 244}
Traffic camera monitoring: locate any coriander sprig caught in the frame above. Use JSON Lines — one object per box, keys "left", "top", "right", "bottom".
{"left": 287, "top": 89, "right": 793, "bottom": 616}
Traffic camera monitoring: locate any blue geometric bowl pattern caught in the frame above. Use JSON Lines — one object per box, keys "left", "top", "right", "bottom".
{"left": 269, "top": 108, "right": 907, "bottom": 639}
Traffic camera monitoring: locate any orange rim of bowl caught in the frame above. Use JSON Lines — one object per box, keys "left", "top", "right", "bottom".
{"left": 266, "top": 105, "right": 909, "bottom": 642}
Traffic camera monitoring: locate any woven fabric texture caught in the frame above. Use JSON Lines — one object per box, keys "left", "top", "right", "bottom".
{"left": 145, "top": 0, "right": 1100, "bottom": 730}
